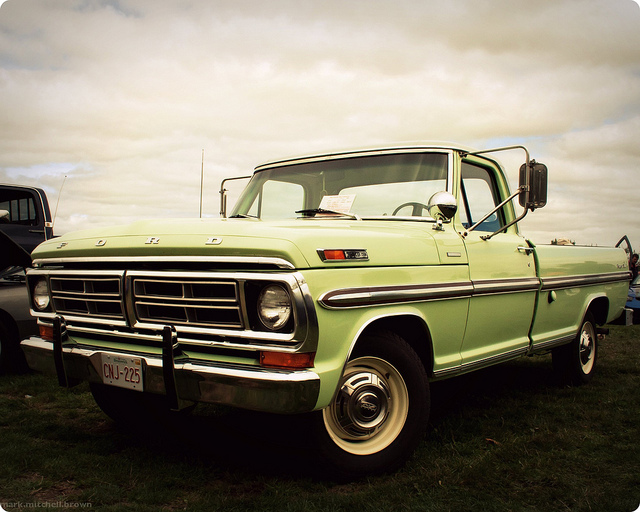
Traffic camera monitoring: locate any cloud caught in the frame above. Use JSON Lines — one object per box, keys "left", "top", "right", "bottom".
{"left": 0, "top": 0, "right": 639, "bottom": 247}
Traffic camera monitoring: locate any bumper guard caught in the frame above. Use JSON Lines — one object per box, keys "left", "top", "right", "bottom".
{"left": 22, "top": 317, "right": 321, "bottom": 415}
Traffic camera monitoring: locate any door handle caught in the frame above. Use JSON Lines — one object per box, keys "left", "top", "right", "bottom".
{"left": 517, "top": 246, "right": 534, "bottom": 254}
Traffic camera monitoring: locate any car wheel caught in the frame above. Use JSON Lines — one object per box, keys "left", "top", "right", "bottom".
{"left": 553, "top": 312, "right": 598, "bottom": 385}
{"left": 309, "top": 330, "right": 430, "bottom": 479}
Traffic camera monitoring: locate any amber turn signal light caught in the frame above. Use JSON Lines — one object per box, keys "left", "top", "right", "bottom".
{"left": 260, "top": 351, "right": 315, "bottom": 369}
{"left": 39, "top": 324, "right": 54, "bottom": 341}
{"left": 323, "top": 250, "right": 346, "bottom": 260}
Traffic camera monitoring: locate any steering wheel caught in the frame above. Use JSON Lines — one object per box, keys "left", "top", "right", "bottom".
{"left": 392, "top": 202, "right": 430, "bottom": 216}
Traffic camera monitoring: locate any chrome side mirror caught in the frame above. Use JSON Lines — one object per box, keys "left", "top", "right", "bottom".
{"left": 427, "top": 191, "right": 457, "bottom": 230}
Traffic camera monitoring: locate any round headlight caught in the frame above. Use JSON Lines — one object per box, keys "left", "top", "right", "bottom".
{"left": 257, "top": 284, "right": 292, "bottom": 331}
{"left": 33, "top": 279, "right": 50, "bottom": 311}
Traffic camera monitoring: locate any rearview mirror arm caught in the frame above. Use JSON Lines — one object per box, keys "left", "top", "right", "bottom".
{"left": 219, "top": 175, "right": 252, "bottom": 218}
{"left": 464, "top": 186, "right": 526, "bottom": 238}
{"left": 460, "top": 144, "right": 530, "bottom": 165}
{"left": 479, "top": 203, "right": 530, "bottom": 241}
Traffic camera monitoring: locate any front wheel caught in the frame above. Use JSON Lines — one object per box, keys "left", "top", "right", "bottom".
{"left": 308, "top": 331, "right": 430, "bottom": 479}
{"left": 553, "top": 313, "right": 598, "bottom": 385}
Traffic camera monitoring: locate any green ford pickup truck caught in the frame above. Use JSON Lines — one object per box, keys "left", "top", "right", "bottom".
{"left": 21, "top": 143, "right": 629, "bottom": 477}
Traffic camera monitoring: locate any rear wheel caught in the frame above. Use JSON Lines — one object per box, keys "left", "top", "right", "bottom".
{"left": 553, "top": 313, "right": 598, "bottom": 385}
{"left": 309, "top": 331, "right": 430, "bottom": 479}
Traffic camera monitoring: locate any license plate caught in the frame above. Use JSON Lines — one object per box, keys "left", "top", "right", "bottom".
{"left": 100, "top": 354, "right": 144, "bottom": 391}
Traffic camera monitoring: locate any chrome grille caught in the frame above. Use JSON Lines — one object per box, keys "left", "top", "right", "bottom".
{"left": 29, "top": 264, "right": 313, "bottom": 350}
{"left": 132, "top": 277, "right": 242, "bottom": 328}
{"left": 50, "top": 274, "right": 126, "bottom": 321}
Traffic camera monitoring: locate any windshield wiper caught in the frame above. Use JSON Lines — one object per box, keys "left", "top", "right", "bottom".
{"left": 295, "top": 208, "right": 360, "bottom": 220}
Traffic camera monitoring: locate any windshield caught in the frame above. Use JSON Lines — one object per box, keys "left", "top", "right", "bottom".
{"left": 231, "top": 152, "right": 449, "bottom": 220}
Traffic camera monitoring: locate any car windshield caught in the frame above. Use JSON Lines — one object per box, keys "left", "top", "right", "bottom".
{"left": 231, "top": 152, "right": 449, "bottom": 220}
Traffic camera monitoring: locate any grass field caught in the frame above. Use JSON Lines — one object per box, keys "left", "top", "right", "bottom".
{"left": 0, "top": 325, "right": 638, "bottom": 511}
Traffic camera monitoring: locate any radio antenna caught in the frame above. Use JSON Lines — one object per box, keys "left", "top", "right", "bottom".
{"left": 199, "top": 149, "right": 204, "bottom": 218}
{"left": 52, "top": 174, "right": 67, "bottom": 233}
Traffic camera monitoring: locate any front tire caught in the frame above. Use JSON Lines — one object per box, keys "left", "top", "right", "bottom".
{"left": 553, "top": 313, "right": 598, "bottom": 385}
{"left": 310, "top": 331, "right": 430, "bottom": 479}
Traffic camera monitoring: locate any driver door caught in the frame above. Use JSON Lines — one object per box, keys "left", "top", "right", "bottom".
{"left": 458, "top": 161, "right": 538, "bottom": 368}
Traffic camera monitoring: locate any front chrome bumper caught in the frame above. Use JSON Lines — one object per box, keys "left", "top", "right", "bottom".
{"left": 21, "top": 322, "right": 320, "bottom": 415}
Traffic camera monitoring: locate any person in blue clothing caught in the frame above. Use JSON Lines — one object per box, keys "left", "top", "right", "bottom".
{"left": 630, "top": 253, "right": 638, "bottom": 280}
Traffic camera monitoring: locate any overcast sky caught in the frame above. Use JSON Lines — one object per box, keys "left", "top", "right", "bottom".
{"left": 1, "top": 0, "right": 639, "bottom": 248}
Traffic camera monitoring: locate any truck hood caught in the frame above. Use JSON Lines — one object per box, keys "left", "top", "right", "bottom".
{"left": 31, "top": 217, "right": 446, "bottom": 268}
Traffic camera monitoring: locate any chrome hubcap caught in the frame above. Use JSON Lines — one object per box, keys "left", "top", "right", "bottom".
{"left": 579, "top": 322, "right": 596, "bottom": 373}
{"left": 323, "top": 356, "right": 409, "bottom": 455}
{"left": 334, "top": 371, "right": 390, "bottom": 439}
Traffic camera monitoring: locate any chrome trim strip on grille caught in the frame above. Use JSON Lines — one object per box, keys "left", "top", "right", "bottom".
{"left": 35, "top": 313, "right": 130, "bottom": 328}
{"left": 32, "top": 255, "right": 296, "bottom": 270}
{"left": 54, "top": 297, "right": 125, "bottom": 317}
{"left": 134, "top": 302, "right": 242, "bottom": 329}
{"left": 133, "top": 279, "right": 238, "bottom": 302}
{"left": 31, "top": 269, "right": 125, "bottom": 278}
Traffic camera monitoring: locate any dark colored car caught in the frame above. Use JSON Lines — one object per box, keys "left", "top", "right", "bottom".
{"left": 0, "top": 185, "right": 52, "bottom": 372}
{"left": 0, "top": 266, "right": 35, "bottom": 371}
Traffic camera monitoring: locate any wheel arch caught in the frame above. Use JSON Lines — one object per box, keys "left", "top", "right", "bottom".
{"left": 586, "top": 295, "right": 609, "bottom": 326}
{"left": 356, "top": 313, "right": 434, "bottom": 377}
{"left": 312, "top": 314, "right": 432, "bottom": 476}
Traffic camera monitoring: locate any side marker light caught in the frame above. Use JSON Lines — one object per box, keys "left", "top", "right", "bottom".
{"left": 317, "top": 249, "right": 368, "bottom": 262}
